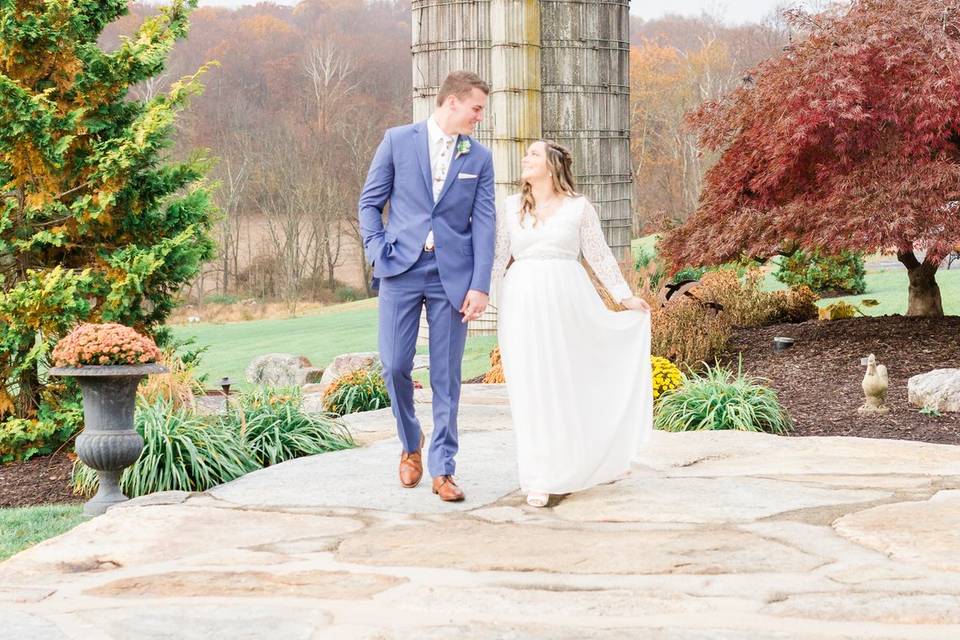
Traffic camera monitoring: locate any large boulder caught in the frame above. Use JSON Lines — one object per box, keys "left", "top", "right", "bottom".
{"left": 318, "top": 352, "right": 381, "bottom": 392}
{"left": 908, "top": 368, "right": 960, "bottom": 413}
{"left": 317, "top": 353, "right": 432, "bottom": 393}
{"left": 246, "top": 353, "right": 322, "bottom": 387}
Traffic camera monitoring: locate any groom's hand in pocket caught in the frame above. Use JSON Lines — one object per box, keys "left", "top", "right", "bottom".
{"left": 460, "top": 290, "right": 489, "bottom": 323}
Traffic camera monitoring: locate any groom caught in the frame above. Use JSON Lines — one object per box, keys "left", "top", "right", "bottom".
{"left": 358, "top": 71, "right": 496, "bottom": 502}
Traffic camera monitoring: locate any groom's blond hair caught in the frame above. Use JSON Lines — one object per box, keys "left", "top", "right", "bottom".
{"left": 436, "top": 71, "right": 490, "bottom": 107}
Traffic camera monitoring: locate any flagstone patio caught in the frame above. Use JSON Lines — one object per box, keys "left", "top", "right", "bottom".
{"left": 2, "top": 384, "right": 960, "bottom": 639}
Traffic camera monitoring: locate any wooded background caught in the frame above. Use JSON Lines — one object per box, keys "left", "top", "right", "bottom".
{"left": 106, "top": 1, "right": 790, "bottom": 304}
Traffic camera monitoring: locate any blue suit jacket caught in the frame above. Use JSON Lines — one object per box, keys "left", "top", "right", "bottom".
{"left": 358, "top": 121, "right": 496, "bottom": 307}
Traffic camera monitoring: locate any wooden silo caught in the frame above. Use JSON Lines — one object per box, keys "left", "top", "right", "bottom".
{"left": 412, "top": 0, "right": 631, "bottom": 343}
{"left": 540, "top": 0, "right": 632, "bottom": 255}
{"left": 411, "top": 1, "right": 493, "bottom": 139}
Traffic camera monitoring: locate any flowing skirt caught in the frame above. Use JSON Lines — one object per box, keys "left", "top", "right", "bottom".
{"left": 498, "top": 257, "right": 653, "bottom": 494}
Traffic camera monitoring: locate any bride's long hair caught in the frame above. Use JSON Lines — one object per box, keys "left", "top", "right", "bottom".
{"left": 520, "top": 140, "right": 579, "bottom": 226}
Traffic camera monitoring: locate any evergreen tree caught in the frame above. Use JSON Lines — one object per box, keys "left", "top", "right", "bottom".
{"left": 0, "top": 0, "right": 215, "bottom": 460}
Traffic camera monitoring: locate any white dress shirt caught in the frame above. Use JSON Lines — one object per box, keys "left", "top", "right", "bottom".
{"left": 425, "top": 116, "right": 457, "bottom": 249}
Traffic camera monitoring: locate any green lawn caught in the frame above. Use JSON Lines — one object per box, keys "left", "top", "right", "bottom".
{"left": 172, "top": 298, "right": 498, "bottom": 388}
{"left": 631, "top": 234, "right": 659, "bottom": 261}
{"left": 812, "top": 268, "right": 960, "bottom": 316}
{"left": 760, "top": 260, "right": 960, "bottom": 316}
{"left": 0, "top": 504, "right": 85, "bottom": 561}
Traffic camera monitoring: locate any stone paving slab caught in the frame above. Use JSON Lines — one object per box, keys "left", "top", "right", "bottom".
{"left": 551, "top": 475, "right": 892, "bottom": 524}
{"left": 322, "top": 384, "right": 511, "bottom": 446}
{"left": 833, "top": 489, "right": 960, "bottom": 572}
{"left": 0, "top": 504, "right": 364, "bottom": 584}
{"left": 3, "top": 610, "right": 69, "bottom": 640}
{"left": 338, "top": 403, "right": 512, "bottom": 446}
{"left": 209, "top": 429, "right": 518, "bottom": 513}
{"left": 634, "top": 429, "right": 960, "bottom": 477}
{"left": 3, "top": 384, "right": 960, "bottom": 639}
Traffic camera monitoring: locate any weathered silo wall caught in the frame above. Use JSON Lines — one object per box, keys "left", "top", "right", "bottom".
{"left": 489, "top": 0, "right": 542, "bottom": 203}
{"left": 540, "top": 0, "right": 632, "bottom": 259}
{"left": 411, "top": 0, "right": 493, "bottom": 139}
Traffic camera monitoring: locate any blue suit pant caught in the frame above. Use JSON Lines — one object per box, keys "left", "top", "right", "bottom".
{"left": 378, "top": 250, "right": 467, "bottom": 477}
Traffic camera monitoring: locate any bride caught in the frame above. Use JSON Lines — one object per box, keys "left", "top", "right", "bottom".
{"left": 492, "top": 140, "right": 654, "bottom": 507}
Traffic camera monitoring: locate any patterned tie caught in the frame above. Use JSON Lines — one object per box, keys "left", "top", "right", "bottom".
{"left": 435, "top": 136, "right": 453, "bottom": 186}
{"left": 426, "top": 136, "right": 453, "bottom": 251}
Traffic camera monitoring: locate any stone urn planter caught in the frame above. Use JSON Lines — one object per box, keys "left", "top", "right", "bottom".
{"left": 49, "top": 322, "right": 167, "bottom": 517}
{"left": 50, "top": 363, "right": 167, "bottom": 516}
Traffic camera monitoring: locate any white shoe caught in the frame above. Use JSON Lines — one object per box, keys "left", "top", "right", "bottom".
{"left": 526, "top": 492, "right": 549, "bottom": 508}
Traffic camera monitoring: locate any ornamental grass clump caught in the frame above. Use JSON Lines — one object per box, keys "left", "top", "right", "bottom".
{"left": 322, "top": 368, "right": 391, "bottom": 416}
{"left": 231, "top": 387, "right": 355, "bottom": 466}
{"left": 654, "top": 361, "right": 792, "bottom": 435}
{"left": 137, "top": 350, "right": 204, "bottom": 410}
{"left": 72, "top": 399, "right": 257, "bottom": 498}
{"left": 52, "top": 323, "right": 162, "bottom": 367}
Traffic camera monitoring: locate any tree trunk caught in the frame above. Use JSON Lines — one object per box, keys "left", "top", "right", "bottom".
{"left": 897, "top": 250, "right": 943, "bottom": 317}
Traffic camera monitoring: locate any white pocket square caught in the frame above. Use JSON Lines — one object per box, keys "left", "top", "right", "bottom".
{"left": 457, "top": 172, "right": 478, "bottom": 180}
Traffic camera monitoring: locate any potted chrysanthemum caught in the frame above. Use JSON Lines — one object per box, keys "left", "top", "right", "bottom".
{"left": 49, "top": 323, "right": 167, "bottom": 516}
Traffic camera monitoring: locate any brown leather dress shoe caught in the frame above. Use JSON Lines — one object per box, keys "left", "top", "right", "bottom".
{"left": 399, "top": 432, "right": 425, "bottom": 488}
{"left": 432, "top": 475, "right": 465, "bottom": 502}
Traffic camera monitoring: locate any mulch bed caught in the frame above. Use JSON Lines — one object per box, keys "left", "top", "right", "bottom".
{"left": 0, "top": 450, "right": 82, "bottom": 509}
{"left": 723, "top": 315, "right": 960, "bottom": 445}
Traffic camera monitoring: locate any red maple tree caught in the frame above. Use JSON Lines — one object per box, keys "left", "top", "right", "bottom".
{"left": 661, "top": 0, "right": 960, "bottom": 317}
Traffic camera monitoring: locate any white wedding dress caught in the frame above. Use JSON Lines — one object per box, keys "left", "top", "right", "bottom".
{"left": 492, "top": 194, "right": 653, "bottom": 495}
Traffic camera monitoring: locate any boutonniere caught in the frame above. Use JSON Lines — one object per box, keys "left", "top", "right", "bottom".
{"left": 455, "top": 139, "right": 471, "bottom": 159}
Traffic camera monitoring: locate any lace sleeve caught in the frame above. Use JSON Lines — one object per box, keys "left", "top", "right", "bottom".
{"left": 579, "top": 198, "right": 633, "bottom": 302}
{"left": 490, "top": 197, "right": 513, "bottom": 293}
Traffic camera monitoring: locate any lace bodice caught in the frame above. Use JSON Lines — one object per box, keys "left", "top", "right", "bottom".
{"left": 491, "top": 194, "right": 633, "bottom": 302}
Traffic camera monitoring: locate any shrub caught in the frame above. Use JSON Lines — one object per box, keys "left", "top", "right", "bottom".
{"left": 695, "top": 269, "right": 775, "bottom": 327}
{"left": 634, "top": 247, "right": 666, "bottom": 292}
{"left": 52, "top": 323, "right": 163, "bottom": 368}
{"left": 0, "top": 1, "right": 215, "bottom": 464}
{"left": 818, "top": 301, "right": 857, "bottom": 320}
{"left": 634, "top": 246, "right": 654, "bottom": 272}
{"left": 203, "top": 294, "right": 242, "bottom": 305}
{"left": 484, "top": 346, "right": 506, "bottom": 383}
{"left": 651, "top": 269, "right": 759, "bottom": 370}
{"left": 73, "top": 399, "right": 257, "bottom": 498}
{"left": 334, "top": 286, "right": 362, "bottom": 303}
{"left": 672, "top": 265, "right": 708, "bottom": 284}
{"left": 767, "top": 285, "right": 820, "bottom": 323}
{"left": 696, "top": 269, "right": 820, "bottom": 327}
{"left": 229, "top": 387, "right": 355, "bottom": 466}
{"left": 775, "top": 250, "right": 866, "bottom": 295}
{"left": 653, "top": 268, "right": 821, "bottom": 370}
{"left": 171, "top": 336, "right": 209, "bottom": 380}
{"left": 651, "top": 296, "right": 733, "bottom": 371}
{"left": 651, "top": 356, "right": 683, "bottom": 400}
{"left": 654, "top": 362, "right": 792, "bottom": 434}
{"left": 0, "top": 398, "right": 83, "bottom": 464}
{"left": 322, "top": 368, "right": 391, "bottom": 416}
